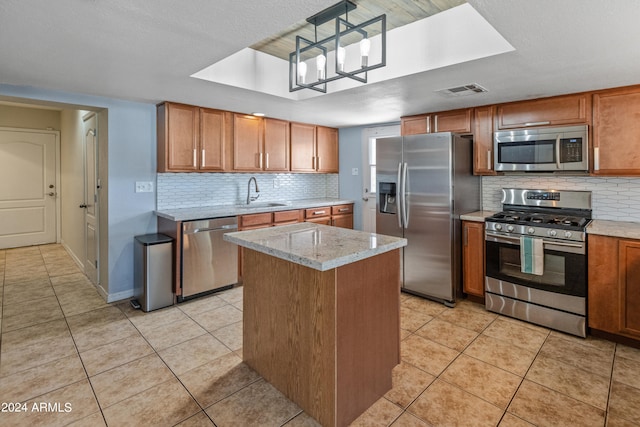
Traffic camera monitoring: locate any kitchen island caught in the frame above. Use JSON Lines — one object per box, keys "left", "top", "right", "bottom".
{"left": 224, "top": 223, "right": 407, "bottom": 427}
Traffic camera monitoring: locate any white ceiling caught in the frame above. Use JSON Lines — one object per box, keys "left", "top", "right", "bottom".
{"left": 1, "top": 0, "right": 640, "bottom": 128}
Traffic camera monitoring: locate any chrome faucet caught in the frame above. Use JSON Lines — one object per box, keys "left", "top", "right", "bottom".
{"left": 246, "top": 176, "right": 260, "bottom": 205}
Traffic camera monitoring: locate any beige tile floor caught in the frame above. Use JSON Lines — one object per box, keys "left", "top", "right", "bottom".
{"left": 1, "top": 244, "right": 640, "bottom": 426}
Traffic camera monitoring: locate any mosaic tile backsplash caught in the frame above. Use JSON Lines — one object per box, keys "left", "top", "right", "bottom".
{"left": 157, "top": 173, "right": 339, "bottom": 210}
{"left": 482, "top": 175, "right": 640, "bottom": 222}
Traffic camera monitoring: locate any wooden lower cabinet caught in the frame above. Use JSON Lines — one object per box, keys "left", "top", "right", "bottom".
{"left": 588, "top": 234, "right": 640, "bottom": 341}
{"left": 462, "top": 221, "right": 485, "bottom": 298}
{"left": 242, "top": 247, "right": 400, "bottom": 427}
{"left": 331, "top": 204, "right": 354, "bottom": 229}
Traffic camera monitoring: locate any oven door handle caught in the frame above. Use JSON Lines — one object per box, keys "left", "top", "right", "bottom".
{"left": 485, "top": 233, "right": 520, "bottom": 245}
{"left": 486, "top": 232, "right": 585, "bottom": 251}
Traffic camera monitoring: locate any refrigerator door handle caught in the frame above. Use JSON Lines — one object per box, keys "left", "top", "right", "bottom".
{"left": 402, "top": 162, "right": 409, "bottom": 228}
{"left": 396, "top": 162, "right": 403, "bottom": 228}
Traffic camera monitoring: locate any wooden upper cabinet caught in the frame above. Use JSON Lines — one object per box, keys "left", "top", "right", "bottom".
{"left": 263, "top": 118, "right": 290, "bottom": 171}
{"left": 473, "top": 106, "right": 496, "bottom": 175}
{"left": 401, "top": 114, "right": 430, "bottom": 135}
{"left": 157, "top": 102, "right": 199, "bottom": 172}
{"left": 432, "top": 108, "right": 472, "bottom": 133}
{"left": 593, "top": 86, "right": 640, "bottom": 176}
{"left": 233, "top": 114, "right": 264, "bottom": 171}
{"left": 291, "top": 122, "right": 317, "bottom": 172}
{"left": 462, "top": 221, "right": 485, "bottom": 298}
{"left": 496, "top": 93, "right": 591, "bottom": 129}
{"left": 158, "top": 103, "right": 232, "bottom": 172}
{"left": 200, "top": 108, "right": 230, "bottom": 171}
{"left": 316, "top": 126, "right": 339, "bottom": 173}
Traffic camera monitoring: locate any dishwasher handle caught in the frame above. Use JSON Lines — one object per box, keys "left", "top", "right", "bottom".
{"left": 185, "top": 224, "right": 238, "bottom": 234}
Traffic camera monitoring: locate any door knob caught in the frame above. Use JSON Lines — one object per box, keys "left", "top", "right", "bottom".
{"left": 48, "top": 192, "right": 56, "bottom": 196}
{"left": 79, "top": 204, "right": 88, "bottom": 208}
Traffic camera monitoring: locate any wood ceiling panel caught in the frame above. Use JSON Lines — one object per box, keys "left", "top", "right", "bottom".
{"left": 250, "top": 0, "right": 465, "bottom": 60}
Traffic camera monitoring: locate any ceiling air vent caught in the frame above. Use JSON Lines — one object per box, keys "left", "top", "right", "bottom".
{"left": 436, "top": 83, "right": 488, "bottom": 97}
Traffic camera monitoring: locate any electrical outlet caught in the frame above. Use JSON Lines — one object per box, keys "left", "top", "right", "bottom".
{"left": 135, "top": 181, "right": 154, "bottom": 193}
{"left": 352, "top": 168, "right": 359, "bottom": 175}
{"left": 273, "top": 178, "right": 280, "bottom": 188}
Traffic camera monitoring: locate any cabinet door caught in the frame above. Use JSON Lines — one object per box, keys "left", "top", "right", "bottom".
{"left": 291, "top": 122, "right": 317, "bottom": 172}
{"left": 263, "top": 118, "right": 290, "bottom": 171}
{"left": 200, "top": 108, "right": 228, "bottom": 171}
{"left": 462, "top": 221, "right": 485, "bottom": 297}
{"left": 401, "top": 115, "right": 430, "bottom": 135}
{"left": 332, "top": 215, "right": 353, "bottom": 229}
{"left": 305, "top": 217, "right": 332, "bottom": 225}
{"left": 433, "top": 109, "right": 472, "bottom": 133}
{"left": 593, "top": 87, "right": 640, "bottom": 175}
{"left": 158, "top": 102, "right": 199, "bottom": 172}
{"left": 473, "top": 106, "right": 496, "bottom": 175}
{"left": 233, "top": 114, "right": 264, "bottom": 171}
{"left": 316, "top": 126, "right": 339, "bottom": 173}
{"left": 618, "top": 239, "right": 640, "bottom": 337}
{"left": 588, "top": 234, "right": 620, "bottom": 333}
{"left": 496, "top": 93, "right": 590, "bottom": 129}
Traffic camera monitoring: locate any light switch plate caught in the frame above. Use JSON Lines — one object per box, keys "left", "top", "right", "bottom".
{"left": 135, "top": 181, "right": 154, "bottom": 193}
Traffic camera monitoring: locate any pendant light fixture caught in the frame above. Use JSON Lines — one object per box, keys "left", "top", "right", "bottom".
{"left": 289, "top": 0, "right": 386, "bottom": 93}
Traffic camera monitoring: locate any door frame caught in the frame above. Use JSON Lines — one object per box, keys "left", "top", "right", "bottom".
{"left": 0, "top": 126, "right": 61, "bottom": 246}
{"left": 361, "top": 125, "right": 400, "bottom": 233}
{"left": 82, "top": 111, "right": 100, "bottom": 286}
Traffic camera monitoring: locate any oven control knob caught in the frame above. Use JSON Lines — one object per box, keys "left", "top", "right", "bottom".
{"left": 528, "top": 227, "right": 535, "bottom": 234}
{"left": 548, "top": 229, "right": 557, "bottom": 237}
{"left": 564, "top": 231, "right": 573, "bottom": 239}
{"left": 506, "top": 225, "right": 514, "bottom": 232}
{"left": 494, "top": 224, "right": 502, "bottom": 231}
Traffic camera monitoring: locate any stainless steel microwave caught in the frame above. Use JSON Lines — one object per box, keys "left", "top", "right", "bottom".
{"left": 494, "top": 125, "right": 588, "bottom": 172}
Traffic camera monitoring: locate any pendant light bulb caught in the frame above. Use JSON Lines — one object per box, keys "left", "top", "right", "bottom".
{"left": 316, "top": 54, "right": 326, "bottom": 80}
{"left": 337, "top": 46, "right": 346, "bottom": 72}
{"left": 298, "top": 61, "right": 307, "bottom": 84}
{"left": 360, "top": 38, "right": 371, "bottom": 68}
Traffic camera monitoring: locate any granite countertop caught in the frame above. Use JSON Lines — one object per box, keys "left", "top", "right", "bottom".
{"left": 223, "top": 222, "right": 407, "bottom": 271}
{"left": 587, "top": 219, "right": 640, "bottom": 239}
{"left": 155, "top": 198, "right": 355, "bottom": 222}
{"left": 460, "top": 210, "right": 497, "bottom": 222}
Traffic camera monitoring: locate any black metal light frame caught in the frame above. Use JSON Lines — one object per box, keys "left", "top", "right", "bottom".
{"left": 289, "top": 1, "right": 386, "bottom": 93}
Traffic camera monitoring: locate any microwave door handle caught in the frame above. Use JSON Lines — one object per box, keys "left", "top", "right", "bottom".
{"left": 555, "top": 134, "right": 562, "bottom": 170}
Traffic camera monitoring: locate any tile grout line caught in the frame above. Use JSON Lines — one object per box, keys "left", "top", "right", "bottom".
{"left": 43, "top": 245, "right": 110, "bottom": 426}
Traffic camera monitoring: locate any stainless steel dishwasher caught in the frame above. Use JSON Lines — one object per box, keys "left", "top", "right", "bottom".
{"left": 181, "top": 217, "right": 238, "bottom": 300}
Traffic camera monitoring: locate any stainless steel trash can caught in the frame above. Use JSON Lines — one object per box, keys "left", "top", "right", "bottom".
{"left": 134, "top": 233, "right": 174, "bottom": 312}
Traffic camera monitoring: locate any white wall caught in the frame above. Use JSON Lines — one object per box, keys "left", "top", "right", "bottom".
{"left": 0, "top": 84, "right": 157, "bottom": 302}
{"left": 0, "top": 104, "right": 60, "bottom": 129}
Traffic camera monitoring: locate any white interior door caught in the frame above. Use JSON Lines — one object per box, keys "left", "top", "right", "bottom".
{"left": 361, "top": 125, "right": 400, "bottom": 233}
{"left": 83, "top": 114, "right": 99, "bottom": 285}
{"left": 0, "top": 129, "right": 58, "bottom": 249}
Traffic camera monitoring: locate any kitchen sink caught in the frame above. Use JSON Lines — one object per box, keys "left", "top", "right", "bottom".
{"left": 237, "top": 202, "right": 290, "bottom": 209}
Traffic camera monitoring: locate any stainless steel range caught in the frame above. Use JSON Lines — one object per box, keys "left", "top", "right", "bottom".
{"left": 484, "top": 188, "right": 592, "bottom": 337}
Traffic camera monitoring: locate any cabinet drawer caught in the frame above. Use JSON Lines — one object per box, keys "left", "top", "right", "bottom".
{"left": 239, "top": 212, "right": 272, "bottom": 229}
{"left": 305, "top": 207, "right": 331, "bottom": 218}
{"left": 332, "top": 204, "right": 353, "bottom": 215}
{"left": 273, "top": 210, "right": 303, "bottom": 224}
{"left": 305, "top": 217, "right": 332, "bottom": 225}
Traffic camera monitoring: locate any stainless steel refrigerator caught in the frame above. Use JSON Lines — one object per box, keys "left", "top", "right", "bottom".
{"left": 376, "top": 133, "right": 480, "bottom": 306}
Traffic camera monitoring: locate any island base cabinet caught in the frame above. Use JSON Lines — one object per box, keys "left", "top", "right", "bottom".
{"left": 242, "top": 248, "right": 400, "bottom": 427}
